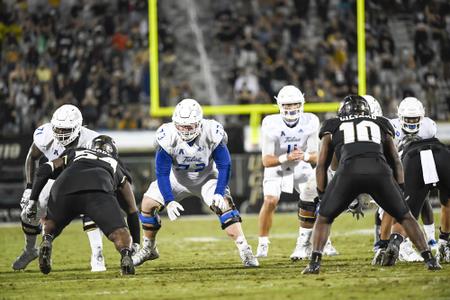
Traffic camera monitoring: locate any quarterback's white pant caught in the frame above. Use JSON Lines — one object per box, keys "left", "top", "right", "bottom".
{"left": 263, "top": 172, "right": 315, "bottom": 203}
{"left": 21, "top": 179, "right": 54, "bottom": 227}
{"left": 144, "top": 174, "right": 232, "bottom": 208}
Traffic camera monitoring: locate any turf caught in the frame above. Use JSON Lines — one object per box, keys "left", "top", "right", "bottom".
{"left": 1, "top": 211, "right": 449, "bottom": 300}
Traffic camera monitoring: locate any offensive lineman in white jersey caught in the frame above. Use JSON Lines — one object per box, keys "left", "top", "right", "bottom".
{"left": 373, "top": 97, "right": 439, "bottom": 264}
{"left": 257, "top": 85, "right": 337, "bottom": 260}
{"left": 132, "top": 99, "right": 259, "bottom": 267}
{"left": 12, "top": 104, "right": 106, "bottom": 272}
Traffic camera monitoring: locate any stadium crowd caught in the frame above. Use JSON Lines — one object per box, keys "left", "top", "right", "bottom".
{"left": 1, "top": 0, "right": 450, "bottom": 136}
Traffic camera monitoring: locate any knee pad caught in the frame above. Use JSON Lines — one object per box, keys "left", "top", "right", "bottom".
{"left": 219, "top": 209, "right": 242, "bottom": 230}
{"left": 82, "top": 215, "right": 98, "bottom": 231}
{"left": 139, "top": 211, "right": 161, "bottom": 231}
{"left": 298, "top": 199, "right": 318, "bottom": 224}
{"left": 21, "top": 220, "right": 41, "bottom": 235}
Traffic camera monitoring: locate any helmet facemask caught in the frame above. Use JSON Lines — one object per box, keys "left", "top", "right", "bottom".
{"left": 398, "top": 97, "right": 424, "bottom": 134}
{"left": 174, "top": 121, "right": 202, "bottom": 142}
{"left": 52, "top": 125, "right": 81, "bottom": 146}
{"left": 172, "top": 98, "right": 203, "bottom": 142}
{"left": 275, "top": 85, "right": 305, "bottom": 123}
{"left": 279, "top": 102, "right": 303, "bottom": 122}
{"left": 51, "top": 104, "right": 83, "bottom": 146}
{"left": 401, "top": 116, "right": 422, "bottom": 133}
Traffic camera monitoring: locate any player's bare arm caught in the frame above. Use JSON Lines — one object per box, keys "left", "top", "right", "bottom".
{"left": 316, "top": 134, "right": 332, "bottom": 194}
{"left": 25, "top": 143, "right": 44, "bottom": 186}
{"left": 384, "top": 134, "right": 405, "bottom": 185}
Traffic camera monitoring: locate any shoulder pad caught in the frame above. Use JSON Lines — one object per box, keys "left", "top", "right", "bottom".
{"left": 302, "top": 113, "right": 320, "bottom": 131}
{"left": 77, "top": 127, "right": 99, "bottom": 148}
{"left": 33, "top": 123, "right": 53, "bottom": 151}
{"left": 376, "top": 117, "right": 395, "bottom": 137}
{"left": 204, "top": 119, "right": 227, "bottom": 146}
{"left": 155, "top": 123, "right": 177, "bottom": 154}
{"left": 319, "top": 118, "right": 339, "bottom": 139}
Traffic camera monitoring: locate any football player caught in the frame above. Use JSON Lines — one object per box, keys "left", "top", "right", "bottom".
{"left": 12, "top": 104, "right": 108, "bottom": 272}
{"left": 132, "top": 99, "right": 259, "bottom": 267}
{"left": 302, "top": 95, "right": 440, "bottom": 274}
{"left": 25, "top": 135, "right": 135, "bottom": 275}
{"left": 257, "top": 85, "right": 337, "bottom": 260}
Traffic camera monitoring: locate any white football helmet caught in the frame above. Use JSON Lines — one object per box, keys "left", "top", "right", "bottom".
{"left": 362, "top": 95, "right": 383, "bottom": 117}
{"left": 275, "top": 85, "right": 305, "bottom": 122}
{"left": 398, "top": 97, "right": 425, "bottom": 133}
{"left": 51, "top": 104, "right": 83, "bottom": 146}
{"left": 172, "top": 98, "right": 203, "bottom": 142}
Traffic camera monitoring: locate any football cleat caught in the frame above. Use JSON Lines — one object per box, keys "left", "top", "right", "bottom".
{"left": 381, "top": 243, "right": 399, "bottom": 266}
{"left": 425, "top": 256, "right": 442, "bottom": 271}
{"left": 131, "top": 243, "right": 140, "bottom": 256}
{"left": 132, "top": 245, "right": 160, "bottom": 266}
{"left": 323, "top": 239, "right": 339, "bottom": 256}
{"left": 121, "top": 254, "right": 135, "bottom": 275}
{"left": 240, "top": 245, "right": 259, "bottom": 267}
{"left": 398, "top": 239, "right": 423, "bottom": 262}
{"left": 290, "top": 233, "right": 312, "bottom": 261}
{"left": 12, "top": 248, "right": 38, "bottom": 271}
{"left": 436, "top": 240, "right": 450, "bottom": 263}
{"left": 428, "top": 239, "right": 438, "bottom": 251}
{"left": 91, "top": 247, "right": 106, "bottom": 272}
{"left": 39, "top": 239, "right": 52, "bottom": 274}
{"left": 256, "top": 243, "right": 269, "bottom": 258}
{"left": 301, "top": 262, "right": 320, "bottom": 275}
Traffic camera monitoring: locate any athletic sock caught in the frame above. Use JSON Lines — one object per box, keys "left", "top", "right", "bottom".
{"left": 299, "top": 227, "right": 313, "bottom": 240}
{"left": 420, "top": 250, "right": 433, "bottom": 262}
{"left": 389, "top": 233, "right": 404, "bottom": 247}
{"left": 423, "top": 224, "right": 436, "bottom": 241}
{"left": 235, "top": 235, "right": 249, "bottom": 251}
{"left": 120, "top": 248, "right": 132, "bottom": 258}
{"left": 25, "top": 234, "right": 38, "bottom": 251}
{"left": 310, "top": 251, "right": 322, "bottom": 263}
{"left": 143, "top": 236, "right": 156, "bottom": 249}
{"left": 439, "top": 227, "right": 450, "bottom": 241}
{"left": 86, "top": 228, "right": 103, "bottom": 254}
{"left": 258, "top": 236, "right": 270, "bottom": 245}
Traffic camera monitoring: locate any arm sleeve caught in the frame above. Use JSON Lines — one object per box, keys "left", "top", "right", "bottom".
{"left": 155, "top": 147, "right": 175, "bottom": 204}
{"left": 212, "top": 143, "right": 231, "bottom": 196}
{"left": 30, "top": 163, "right": 54, "bottom": 200}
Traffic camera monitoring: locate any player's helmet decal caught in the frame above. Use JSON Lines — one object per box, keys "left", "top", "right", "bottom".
{"left": 398, "top": 97, "right": 425, "bottom": 134}
{"left": 338, "top": 95, "right": 371, "bottom": 117}
{"left": 172, "top": 98, "right": 203, "bottom": 142}
{"left": 275, "top": 85, "right": 305, "bottom": 122}
{"left": 51, "top": 104, "right": 83, "bottom": 146}
{"left": 91, "top": 135, "right": 118, "bottom": 158}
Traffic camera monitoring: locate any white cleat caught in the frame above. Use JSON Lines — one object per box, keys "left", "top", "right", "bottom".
{"left": 132, "top": 246, "right": 160, "bottom": 266}
{"left": 91, "top": 248, "right": 106, "bottom": 272}
{"left": 436, "top": 239, "right": 450, "bottom": 263}
{"left": 324, "top": 239, "right": 339, "bottom": 256}
{"left": 290, "top": 236, "right": 312, "bottom": 261}
{"left": 12, "top": 248, "right": 39, "bottom": 271}
{"left": 256, "top": 243, "right": 269, "bottom": 258}
{"left": 398, "top": 238, "right": 423, "bottom": 262}
{"left": 240, "top": 246, "right": 259, "bottom": 267}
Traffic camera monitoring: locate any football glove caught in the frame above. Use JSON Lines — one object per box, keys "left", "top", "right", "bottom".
{"left": 212, "top": 194, "right": 228, "bottom": 212}
{"left": 20, "top": 188, "right": 32, "bottom": 210}
{"left": 347, "top": 199, "right": 364, "bottom": 220}
{"left": 25, "top": 200, "right": 38, "bottom": 219}
{"left": 166, "top": 201, "right": 184, "bottom": 221}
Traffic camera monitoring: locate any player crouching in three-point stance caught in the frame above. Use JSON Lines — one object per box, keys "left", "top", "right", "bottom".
{"left": 25, "top": 136, "right": 136, "bottom": 275}
{"left": 132, "top": 99, "right": 259, "bottom": 267}
{"left": 257, "top": 85, "right": 337, "bottom": 260}
{"left": 302, "top": 95, "right": 441, "bottom": 274}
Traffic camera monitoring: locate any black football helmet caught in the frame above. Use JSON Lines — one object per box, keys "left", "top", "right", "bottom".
{"left": 338, "top": 95, "right": 372, "bottom": 117}
{"left": 91, "top": 135, "right": 118, "bottom": 158}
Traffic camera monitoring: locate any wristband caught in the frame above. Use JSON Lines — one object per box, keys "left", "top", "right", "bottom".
{"left": 303, "top": 152, "right": 310, "bottom": 162}
{"left": 278, "top": 154, "right": 288, "bottom": 164}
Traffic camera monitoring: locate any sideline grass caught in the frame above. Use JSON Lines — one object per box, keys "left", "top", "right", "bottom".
{"left": 1, "top": 212, "right": 449, "bottom": 300}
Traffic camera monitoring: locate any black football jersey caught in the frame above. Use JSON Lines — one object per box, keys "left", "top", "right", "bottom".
{"left": 51, "top": 148, "right": 127, "bottom": 195}
{"left": 319, "top": 115, "right": 395, "bottom": 162}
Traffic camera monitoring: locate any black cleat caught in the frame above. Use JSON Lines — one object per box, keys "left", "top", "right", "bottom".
{"left": 425, "top": 257, "right": 442, "bottom": 271}
{"left": 39, "top": 238, "right": 52, "bottom": 275}
{"left": 301, "top": 262, "right": 320, "bottom": 275}
{"left": 381, "top": 243, "right": 399, "bottom": 266}
{"left": 121, "top": 254, "right": 135, "bottom": 275}
{"left": 372, "top": 248, "right": 386, "bottom": 265}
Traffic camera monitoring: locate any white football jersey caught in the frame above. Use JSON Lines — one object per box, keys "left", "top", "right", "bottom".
{"left": 155, "top": 119, "right": 227, "bottom": 187}
{"left": 389, "top": 117, "right": 437, "bottom": 146}
{"left": 33, "top": 123, "right": 99, "bottom": 160}
{"left": 261, "top": 113, "right": 319, "bottom": 179}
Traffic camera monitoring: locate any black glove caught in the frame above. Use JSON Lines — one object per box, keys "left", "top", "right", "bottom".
{"left": 347, "top": 199, "right": 364, "bottom": 220}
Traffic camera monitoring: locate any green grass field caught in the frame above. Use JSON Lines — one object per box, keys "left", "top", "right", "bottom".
{"left": 1, "top": 211, "right": 449, "bottom": 300}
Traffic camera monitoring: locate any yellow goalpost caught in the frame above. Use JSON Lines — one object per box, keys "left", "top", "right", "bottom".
{"left": 147, "top": 0, "right": 366, "bottom": 143}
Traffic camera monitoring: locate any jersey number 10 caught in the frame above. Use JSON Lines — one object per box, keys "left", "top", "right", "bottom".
{"left": 339, "top": 120, "right": 381, "bottom": 144}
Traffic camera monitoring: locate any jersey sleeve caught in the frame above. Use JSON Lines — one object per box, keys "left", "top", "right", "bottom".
{"left": 306, "top": 114, "right": 320, "bottom": 153}
{"left": 319, "top": 118, "right": 339, "bottom": 139}
{"left": 118, "top": 159, "right": 133, "bottom": 184}
{"left": 155, "top": 123, "right": 176, "bottom": 155}
{"left": 114, "top": 163, "right": 128, "bottom": 188}
{"left": 424, "top": 118, "right": 437, "bottom": 138}
{"left": 377, "top": 117, "right": 395, "bottom": 137}
{"left": 206, "top": 120, "right": 227, "bottom": 149}
{"left": 33, "top": 123, "right": 52, "bottom": 152}
{"left": 261, "top": 116, "right": 277, "bottom": 156}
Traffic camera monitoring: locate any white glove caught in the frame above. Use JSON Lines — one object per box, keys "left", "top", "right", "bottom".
{"left": 212, "top": 194, "right": 228, "bottom": 211}
{"left": 166, "top": 201, "right": 184, "bottom": 221}
{"left": 25, "top": 200, "right": 38, "bottom": 219}
{"left": 20, "top": 188, "right": 32, "bottom": 210}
